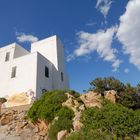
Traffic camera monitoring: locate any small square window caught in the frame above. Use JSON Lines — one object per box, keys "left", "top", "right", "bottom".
{"left": 45, "top": 66, "right": 49, "bottom": 78}
{"left": 11, "top": 66, "right": 17, "bottom": 78}
{"left": 5, "top": 52, "right": 10, "bottom": 62}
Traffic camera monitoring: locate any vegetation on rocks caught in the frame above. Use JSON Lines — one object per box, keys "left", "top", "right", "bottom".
{"left": 65, "top": 100, "right": 140, "bottom": 140}
{"left": 65, "top": 77, "right": 140, "bottom": 140}
{"left": 90, "top": 77, "right": 140, "bottom": 110}
{"left": 27, "top": 90, "right": 68, "bottom": 122}
{"left": 90, "top": 77, "right": 125, "bottom": 94}
{"left": 27, "top": 90, "right": 77, "bottom": 140}
{"left": 48, "top": 106, "right": 74, "bottom": 140}
{"left": 1, "top": 77, "right": 140, "bottom": 140}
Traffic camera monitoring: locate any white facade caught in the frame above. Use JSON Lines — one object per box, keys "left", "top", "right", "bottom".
{"left": 0, "top": 35, "right": 69, "bottom": 107}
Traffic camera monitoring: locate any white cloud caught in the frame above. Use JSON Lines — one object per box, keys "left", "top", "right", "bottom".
{"left": 124, "top": 68, "right": 129, "bottom": 73}
{"left": 117, "top": 0, "right": 140, "bottom": 70}
{"left": 67, "top": 26, "right": 122, "bottom": 71}
{"left": 96, "top": 0, "right": 112, "bottom": 18}
{"left": 16, "top": 32, "right": 39, "bottom": 43}
{"left": 86, "top": 22, "right": 96, "bottom": 27}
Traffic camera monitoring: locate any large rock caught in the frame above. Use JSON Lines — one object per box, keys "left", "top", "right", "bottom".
{"left": 72, "top": 112, "right": 83, "bottom": 131}
{"left": 36, "top": 119, "right": 48, "bottom": 136}
{"left": 104, "top": 90, "right": 118, "bottom": 103}
{"left": 57, "top": 130, "right": 68, "bottom": 140}
{"left": 0, "top": 106, "right": 49, "bottom": 140}
{"left": 80, "top": 91, "right": 102, "bottom": 108}
{"left": 62, "top": 93, "right": 79, "bottom": 114}
{"left": 0, "top": 113, "right": 13, "bottom": 125}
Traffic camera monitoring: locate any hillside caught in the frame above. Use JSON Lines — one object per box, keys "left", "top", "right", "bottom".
{"left": 0, "top": 77, "right": 140, "bottom": 140}
{"left": 0, "top": 91, "right": 139, "bottom": 140}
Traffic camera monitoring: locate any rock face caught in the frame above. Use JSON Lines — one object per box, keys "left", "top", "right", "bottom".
{"left": 104, "top": 90, "right": 118, "bottom": 103}
{"left": 62, "top": 93, "right": 83, "bottom": 132}
{"left": 80, "top": 91, "right": 102, "bottom": 108}
{"left": 0, "top": 105, "right": 49, "bottom": 140}
{"left": 57, "top": 130, "right": 68, "bottom": 140}
{"left": 72, "top": 112, "right": 83, "bottom": 131}
{"left": 0, "top": 90, "right": 118, "bottom": 140}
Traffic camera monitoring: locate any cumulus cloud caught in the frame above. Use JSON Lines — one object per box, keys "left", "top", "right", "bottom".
{"left": 117, "top": 0, "right": 140, "bottom": 70}
{"left": 67, "top": 26, "right": 121, "bottom": 71}
{"left": 16, "top": 32, "right": 39, "bottom": 43}
{"left": 96, "top": 0, "right": 112, "bottom": 18}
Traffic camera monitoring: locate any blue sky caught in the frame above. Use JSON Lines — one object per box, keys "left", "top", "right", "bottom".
{"left": 0, "top": 0, "right": 140, "bottom": 93}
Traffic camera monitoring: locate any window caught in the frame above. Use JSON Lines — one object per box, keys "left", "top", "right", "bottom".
{"left": 61, "top": 72, "right": 64, "bottom": 82}
{"left": 11, "top": 66, "right": 17, "bottom": 78}
{"left": 42, "top": 89, "right": 47, "bottom": 93}
{"left": 5, "top": 52, "right": 10, "bottom": 62}
{"left": 45, "top": 66, "right": 49, "bottom": 78}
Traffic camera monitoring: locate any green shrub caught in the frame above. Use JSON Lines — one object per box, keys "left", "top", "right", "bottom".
{"left": 27, "top": 90, "right": 67, "bottom": 122}
{"left": 67, "top": 90, "right": 80, "bottom": 98}
{"left": 0, "top": 97, "right": 7, "bottom": 103}
{"left": 90, "top": 77, "right": 125, "bottom": 95}
{"left": 28, "top": 90, "right": 74, "bottom": 140}
{"left": 81, "top": 100, "right": 140, "bottom": 139}
{"left": 65, "top": 129, "right": 114, "bottom": 140}
{"left": 117, "top": 83, "right": 140, "bottom": 110}
{"left": 57, "top": 106, "right": 74, "bottom": 120}
{"left": 48, "top": 107, "right": 74, "bottom": 140}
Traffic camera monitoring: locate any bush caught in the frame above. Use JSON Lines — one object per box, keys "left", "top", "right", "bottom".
{"left": 80, "top": 100, "right": 140, "bottom": 139}
{"left": 28, "top": 90, "right": 74, "bottom": 140}
{"left": 90, "top": 77, "right": 125, "bottom": 95}
{"left": 67, "top": 90, "right": 80, "bottom": 98}
{"left": 27, "top": 90, "right": 67, "bottom": 122}
{"left": 65, "top": 129, "right": 114, "bottom": 140}
{"left": 57, "top": 106, "right": 74, "bottom": 120}
{"left": 48, "top": 106, "right": 74, "bottom": 140}
{"left": 0, "top": 97, "right": 7, "bottom": 103}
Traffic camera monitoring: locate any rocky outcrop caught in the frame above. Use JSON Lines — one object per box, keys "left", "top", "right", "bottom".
{"left": 80, "top": 91, "right": 102, "bottom": 108}
{"left": 62, "top": 93, "right": 79, "bottom": 114}
{"left": 0, "top": 97, "right": 7, "bottom": 114}
{"left": 0, "top": 107, "right": 49, "bottom": 140}
{"left": 104, "top": 90, "right": 118, "bottom": 103}
{"left": 57, "top": 130, "right": 68, "bottom": 140}
{"left": 72, "top": 112, "right": 83, "bottom": 131}
{"left": 0, "top": 90, "right": 119, "bottom": 140}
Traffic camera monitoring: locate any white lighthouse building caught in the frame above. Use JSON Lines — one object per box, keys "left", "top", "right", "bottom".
{"left": 0, "top": 35, "right": 69, "bottom": 107}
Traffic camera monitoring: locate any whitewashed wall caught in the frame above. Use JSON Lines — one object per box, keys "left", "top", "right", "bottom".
{"left": 0, "top": 52, "right": 38, "bottom": 97}
{"left": 0, "top": 35, "right": 69, "bottom": 107}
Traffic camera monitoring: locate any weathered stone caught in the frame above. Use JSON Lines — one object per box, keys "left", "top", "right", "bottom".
{"left": 62, "top": 97, "right": 79, "bottom": 114}
{"left": 38, "top": 130, "right": 47, "bottom": 136}
{"left": 73, "top": 112, "right": 83, "bottom": 131}
{"left": 79, "top": 104, "right": 85, "bottom": 112}
{"left": 104, "top": 90, "right": 118, "bottom": 103}
{"left": 73, "top": 120, "right": 83, "bottom": 131}
{"left": 20, "top": 128, "right": 34, "bottom": 140}
{"left": 57, "top": 130, "right": 68, "bottom": 140}
{"left": 33, "top": 126, "right": 39, "bottom": 133}
{"left": 0, "top": 114, "right": 13, "bottom": 125}
{"left": 36, "top": 119, "right": 48, "bottom": 132}
{"left": 32, "top": 134, "right": 41, "bottom": 140}
{"left": 80, "top": 91, "right": 102, "bottom": 108}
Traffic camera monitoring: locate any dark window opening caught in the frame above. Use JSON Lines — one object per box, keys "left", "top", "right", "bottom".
{"left": 42, "top": 89, "right": 47, "bottom": 93}
{"left": 5, "top": 52, "right": 10, "bottom": 62}
{"left": 61, "top": 72, "right": 64, "bottom": 82}
{"left": 45, "top": 66, "right": 49, "bottom": 78}
{"left": 11, "top": 66, "right": 17, "bottom": 78}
